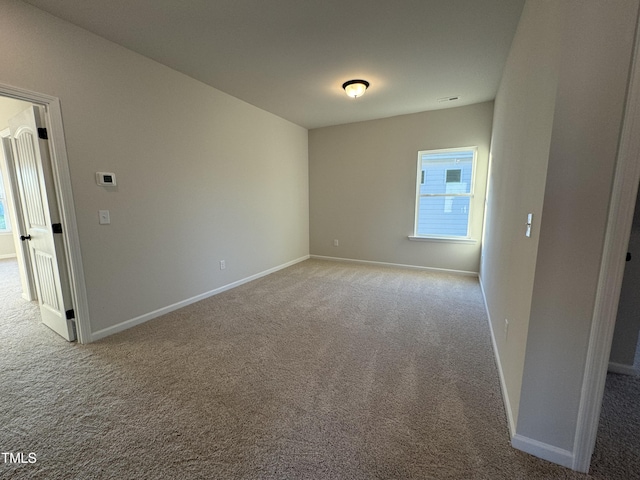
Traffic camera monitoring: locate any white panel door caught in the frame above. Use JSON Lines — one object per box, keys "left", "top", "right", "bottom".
{"left": 9, "top": 106, "right": 76, "bottom": 341}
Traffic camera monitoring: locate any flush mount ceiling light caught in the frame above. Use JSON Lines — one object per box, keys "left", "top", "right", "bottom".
{"left": 342, "top": 79, "right": 369, "bottom": 98}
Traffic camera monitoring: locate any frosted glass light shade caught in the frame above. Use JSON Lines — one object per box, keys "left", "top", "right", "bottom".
{"left": 342, "top": 80, "right": 369, "bottom": 98}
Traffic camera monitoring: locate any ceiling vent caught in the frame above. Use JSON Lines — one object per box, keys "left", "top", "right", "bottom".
{"left": 437, "top": 96, "right": 460, "bottom": 103}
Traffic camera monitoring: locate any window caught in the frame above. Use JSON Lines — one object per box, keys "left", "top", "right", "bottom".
{"left": 414, "top": 147, "right": 476, "bottom": 239}
{"left": 445, "top": 169, "right": 462, "bottom": 183}
{"left": 0, "top": 170, "right": 11, "bottom": 233}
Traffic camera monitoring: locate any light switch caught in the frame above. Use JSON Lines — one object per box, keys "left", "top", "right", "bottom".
{"left": 99, "top": 210, "right": 110, "bottom": 225}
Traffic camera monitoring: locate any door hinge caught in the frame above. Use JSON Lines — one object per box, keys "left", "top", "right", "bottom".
{"left": 66, "top": 309, "right": 75, "bottom": 320}
{"left": 52, "top": 223, "right": 63, "bottom": 234}
{"left": 37, "top": 127, "right": 48, "bottom": 140}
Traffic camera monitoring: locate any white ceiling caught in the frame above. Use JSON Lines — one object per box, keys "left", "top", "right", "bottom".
{"left": 23, "top": 0, "right": 525, "bottom": 129}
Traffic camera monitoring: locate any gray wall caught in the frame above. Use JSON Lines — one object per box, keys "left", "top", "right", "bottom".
{"left": 483, "top": 0, "right": 639, "bottom": 455}
{"left": 0, "top": 233, "right": 15, "bottom": 257}
{"left": 0, "top": 235, "right": 14, "bottom": 257}
{"left": 0, "top": 1, "right": 309, "bottom": 336}
{"left": 309, "top": 102, "right": 493, "bottom": 273}
{"left": 480, "top": 0, "right": 562, "bottom": 433}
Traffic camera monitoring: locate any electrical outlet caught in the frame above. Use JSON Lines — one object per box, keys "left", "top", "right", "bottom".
{"left": 333, "top": 239, "right": 339, "bottom": 247}
{"left": 220, "top": 260, "right": 226, "bottom": 270}
{"left": 504, "top": 319, "right": 509, "bottom": 340}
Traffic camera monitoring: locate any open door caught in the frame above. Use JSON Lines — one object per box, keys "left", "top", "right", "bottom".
{"left": 8, "top": 105, "right": 76, "bottom": 341}
{"left": 1, "top": 128, "right": 36, "bottom": 302}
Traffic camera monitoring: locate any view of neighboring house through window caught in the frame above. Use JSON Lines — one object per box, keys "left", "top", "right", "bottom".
{"left": 414, "top": 147, "right": 476, "bottom": 238}
{"left": 0, "top": 170, "right": 11, "bottom": 232}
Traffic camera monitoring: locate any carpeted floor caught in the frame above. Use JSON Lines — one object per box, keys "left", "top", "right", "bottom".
{"left": 589, "top": 373, "right": 640, "bottom": 479}
{"left": 0, "top": 257, "right": 637, "bottom": 479}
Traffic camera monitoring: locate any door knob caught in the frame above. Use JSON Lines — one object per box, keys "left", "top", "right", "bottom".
{"left": 20, "top": 235, "right": 32, "bottom": 241}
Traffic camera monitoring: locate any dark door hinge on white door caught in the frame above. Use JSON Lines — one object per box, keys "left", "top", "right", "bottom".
{"left": 37, "top": 127, "right": 48, "bottom": 140}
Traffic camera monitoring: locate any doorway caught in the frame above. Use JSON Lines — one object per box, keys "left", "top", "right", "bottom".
{"left": 0, "top": 84, "right": 90, "bottom": 344}
{"left": 1, "top": 97, "right": 37, "bottom": 303}
{"left": 586, "top": 184, "right": 640, "bottom": 476}
{"left": 573, "top": 11, "right": 640, "bottom": 471}
{"left": 609, "top": 185, "right": 640, "bottom": 375}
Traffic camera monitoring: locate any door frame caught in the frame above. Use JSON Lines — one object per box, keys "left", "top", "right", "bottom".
{"left": 0, "top": 83, "right": 90, "bottom": 344}
{"left": 572, "top": 10, "right": 640, "bottom": 473}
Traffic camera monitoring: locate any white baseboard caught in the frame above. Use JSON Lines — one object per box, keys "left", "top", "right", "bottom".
{"left": 90, "top": 255, "right": 310, "bottom": 342}
{"left": 0, "top": 253, "right": 17, "bottom": 260}
{"left": 478, "top": 277, "right": 516, "bottom": 437}
{"left": 310, "top": 255, "right": 478, "bottom": 277}
{"left": 608, "top": 361, "right": 639, "bottom": 376}
{"left": 480, "top": 276, "right": 580, "bottom": 471}
{"left": 512, "top": 434, "right": 575, "bottom": 469}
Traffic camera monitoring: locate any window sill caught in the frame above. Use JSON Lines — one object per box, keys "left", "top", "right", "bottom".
{"left": 408, "top": 235, "right": 477, "bottom": 245}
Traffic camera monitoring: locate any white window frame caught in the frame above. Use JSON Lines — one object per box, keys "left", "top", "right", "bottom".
{"left": 411, "top": 146, "right": 477, "bottom": 243}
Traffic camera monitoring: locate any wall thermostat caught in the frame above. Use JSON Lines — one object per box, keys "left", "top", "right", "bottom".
{"left": 96, "top": 172, "right": 116, "bottom": 186}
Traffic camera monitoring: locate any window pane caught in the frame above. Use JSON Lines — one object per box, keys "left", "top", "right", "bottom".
{"left": 415, "top": 147, "right": 476, "bottom": 238}
{"left": 446, "top": 169, "right": 462, "bottom": 183}
{"left": 0, "top": 201, "right": 6, "bottom": 230}
{"left": 416, "top": 196, "right": 470, "bottom": 237}
{"left": 420, "top": 151, "right": 473, "bottom": 194}
{"left": 0, "top": 171, "right": 7, "bottom": 231}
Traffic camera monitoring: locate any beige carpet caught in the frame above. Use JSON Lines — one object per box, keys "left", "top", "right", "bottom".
{"left": 589, "top": 372, "right": 640, "bottom": 479}
{"left": 0, "top": 257, "right": 634, "bottom": 479}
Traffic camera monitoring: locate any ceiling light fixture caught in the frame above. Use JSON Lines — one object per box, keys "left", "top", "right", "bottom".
{"left": 342, "top": 79, "right": 369, "bottom": 98}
